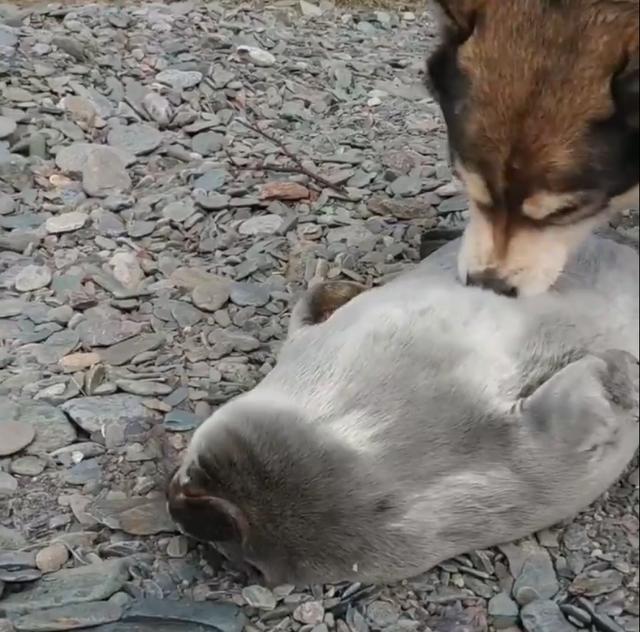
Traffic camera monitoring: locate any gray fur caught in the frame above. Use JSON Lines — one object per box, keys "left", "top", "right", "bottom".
{"left": 169, "top": 236, "right": 639, "bottom": 586}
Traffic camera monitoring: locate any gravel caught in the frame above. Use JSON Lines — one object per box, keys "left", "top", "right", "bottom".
{"left": 0, "top": 1, "right": 637, "bottom": 631}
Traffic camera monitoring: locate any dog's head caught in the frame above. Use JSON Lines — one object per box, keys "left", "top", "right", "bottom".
{"left": 427, "top": 0, "right": 639, "bottom": 296}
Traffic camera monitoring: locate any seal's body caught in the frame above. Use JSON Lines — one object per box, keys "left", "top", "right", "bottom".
{"left": 169, "top": 236, "right": 639, "bottom": 586}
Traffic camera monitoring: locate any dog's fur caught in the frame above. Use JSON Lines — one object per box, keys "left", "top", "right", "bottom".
{"left": 168, "top": 236, "right": 639, "bottom": 585}
{"left": 427, "top": 0, "right": 639, "bottom": 296}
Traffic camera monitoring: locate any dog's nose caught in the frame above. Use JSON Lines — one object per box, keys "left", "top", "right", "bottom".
{"left": 466, "top": 271, "right": 518, "bottom": 298}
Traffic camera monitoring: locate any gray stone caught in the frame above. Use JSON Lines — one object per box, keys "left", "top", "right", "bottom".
{"left": 155, "top": 69, "right": 203, "bottom": 90}
{"left": 569, "top": 570, "right": 624, "bottom": 597}
{"left": 0, "top": 399, "right": 77, "bottom": 453}
{"left": 192, "top": 279, "right": 230, "bottom": 312}
{"left": 367, "top": 601, "right": 399, "bottom": 627}
{"left": 82, "top": 149, "right": 131, "bottom": 198}
{"left": 229, "top": 281, "right": 270, "bottom": 307}
{"left": 191, "top": 131, "right": 224, "bottom": 156}
{"left": 0, "top": 420, "right": 35, "bottom": 456}
{"left": 14, "top": 265, "right": 52, "bottom": 292}
{"left": 164, "top": 409, "right": 202, "bottom": 432}
{"left": 0, "top": 526, "right": 26, "bottom": 551}
{"left": 12, "top": 601, "right": 123, "bottom": 631}
{"left": 162, "top": 200, "right": 196, "bottom": 223}
{"left": 107, "top": 124, "right": 163, "bottom": 156}
{"left": 64, "top": 458, "right": 102, "bottom": 486}
{"left": 239, "top": 214, "right": 283, "bottom": 235}
{"left": 56, "top": 143, "right": 135, "bottom": 174}
{"left": 513, "top": 545, "right": 559, "bottom": 605}
{"left": 75, "top": 316, "right": 143, "bottom": 347}
{"left": 0, "top": 116, "right": 16, "bottom": 140}
{"left": 98, "top": 333, "right": 165, "bottom": 366}
{"left": 61, "top": 394, "right": 151, "bottom": 434}
{"left": 0, "top": 472, "right": 17, "bottom": 497}
{"left": 488, "top": 592, "right": 518, "bottom": 628}
{"left": 45, "top": 211, "right": 88, "bottom": 234}
{"left": 10, "top": 455, "right": 45, "bottom": 476}
{"left": 86, "top": 496, "right": 176, "bottom": 536}
{"left": 242, "top": 585, "right": 277, "bottom": 610}
{"left": 293, "top": 602, "right": 324, "bottom": 625}
{"left": 0, "top": 299, "right": 24, "bottom": 318}
{"left": 0, "top": 560, "right": 129, "bottom": 616}
{"left": 193, "top": 169, "right": 227, "bottom": 192}
{"left": 520, "top": 600, "right": 575, "bottom": 632}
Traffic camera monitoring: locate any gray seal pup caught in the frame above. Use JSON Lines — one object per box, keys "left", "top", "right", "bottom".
{"left": 168, "top": 236, "right": 639, "bottom": 586}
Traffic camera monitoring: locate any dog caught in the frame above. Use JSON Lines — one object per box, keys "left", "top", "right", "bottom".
{"left": 168, "top": 235, "right": 639, "bottom": 586}
{"left": 426, "top": 0, "right": 639, "bottom": 296}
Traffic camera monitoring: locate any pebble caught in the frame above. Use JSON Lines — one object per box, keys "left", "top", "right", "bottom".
{"left": 35, "top": 543, "right": 70, "bottom": 573}
{"left": 294, "top": 602, "right": 325, "bottom": 625}
{"left": 239, "top": 214, "right": 283, "bottom": 235}
{"left": 512, "top": 545, "right": 559, "bottom": 605}
{"left": 237, "top": 45, "right": 276, "bottom": 67}
{"left": 11, "top": 601, "right": 123, "bottom": 631}
{"left": 242, "top": 585, "right": 277, "bottom": 611}
{"left": 10, "top": 455, "right": 45, "bottom": 476}
{"left": 0, "top": 116, "right": 17, "bottom": 139}
{"left": 14, "top": 265, "right": 52, "bottom": 292}
{"left": 107, "top": 123, "right": 163, "bottom": 156}
{"left": 570, "top": 570, "right": 624, "bottom": 597}
{"left": 46, "top": 211, "right": 89, "bottom": 234}
{"left": 488, "top": 592, "right": 519, "bottom": 628}
{"left": 520, "top": 600, "right": 575, "bottom": 632}
{"left": 155, "top": 69, "right": 203, "bottom": 90}
{"left": 0, "top": 420, "right": 35, "bottom": 456}
{"left": 0, "top": 472, "right": 18, "bottom": 497}
{"left": 192, "top": 279, "right": 231, "bottom": 312}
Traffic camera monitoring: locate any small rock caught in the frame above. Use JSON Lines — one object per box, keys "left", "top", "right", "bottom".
{"left": 59, "top": 352, "right": 101, "bottom": 372}
{"left": 0, "top": 472, "right": 18, "bottom": 497}
{"left": 0, "top": 116, "right": 17, "bottom": 139}
{"left": 237, "top": 45, "right": 276, "bottom": 67}
{"left": 61, "top": 394, "right": 150, "bottom": 435}
{"left": 569, "top": 570, "right": 623, "bottom": 597}
{"left": 229, "top": 281, "right": 270, "bottom": 307}
{"left": 46, "top": 211, "right": 88, "bottom": 234}
{"left": 0, "top": 560, "right": 129, "bottom": 616}
{"left": 192, "top": 279, "right": 230, "bottom": 312}
{"left": 98, "top": 333, "right": 165, "bottom": 366}
{"left": 0, "top": 421, "right": 35, "bottom": 456}
{"left": 488, "top": 592, "right": 519, "bottom": 628}
{"left": 109, "top": 252, "right": 144, "bottom": 290}
{"left": 108, "top": 124, "right": 163, "bottom": 156}
{"left": 56, "top": 143, "right": 134, "bottom": 174}
{"left": 86, "top": 496, "right": 176, "bottom": 536}
{"left": 164, "top": 409, "right": 202, "bottom": 432}
{"left": 155, "top": 69, "right": 203, "bottom": 90}
{"left": 12, "top": 601, "right": 122, "bottom": 632}
{"left": 367, "top": 601, "right": 399, "bottom": 627}
{"left": 35, "top": 543, "right": 69, "bottom": 573}
{"left": 239, "top": 214, "right": 283, "bottom": 235}
{"left": 166, "top": 535, "right": 189, "bottom": 558}
{"left": 520, "top": 600, "right": 575, "bottom": 632}
{"left": 294, "top": 601, "right": 324, "bottom": 625}
{"left": 260, "top": 181, "right": 309, "bottom": 201}
{"left": 14, "top": 265, "right": 52, "bottom": 292}
{"left": 82, "top": 148, "right": 131, "bottom": 197}
{"left": 10, "top": 456, "right": 45, "bottom": 476}
{"left": 163, "top": 200, "right": 196, "bottom": 223}
{"left": 143, "top": 92, "right": 172, "bottom": 126}
{"left": 242, "top": 585, "right": 277, "bottom": 610}
{"left": 299, "top": 0, "right": 323, "bottom": 17}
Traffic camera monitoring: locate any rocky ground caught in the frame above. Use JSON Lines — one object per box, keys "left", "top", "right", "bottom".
{"left": 0, "top": 1, "right": 638, "bottom": 631}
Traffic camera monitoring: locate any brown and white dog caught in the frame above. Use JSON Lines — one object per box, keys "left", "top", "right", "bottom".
{"left": 427, "top": 0, "right": 639, "bottom": 296}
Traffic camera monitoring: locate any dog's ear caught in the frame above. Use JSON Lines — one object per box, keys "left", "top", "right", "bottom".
{"left": 612, "top": 52, "right": 639, "bottom": 129}
{"left": 288, "top": 280, "right": 367, "bottom": 336}
{"left": 168, "top": 474, "right": 249, "bottom": 544}
{"left": 431, "top": 0, "right": 485, "bottom": 40}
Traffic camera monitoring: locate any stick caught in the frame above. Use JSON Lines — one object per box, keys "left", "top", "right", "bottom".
{"left": 234, "top": 117, "right": 349, "bottom": 196}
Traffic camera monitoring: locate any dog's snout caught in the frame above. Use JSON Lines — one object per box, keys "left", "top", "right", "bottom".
{"left": 466, "top": 271, "right": 518, "bottom": 298}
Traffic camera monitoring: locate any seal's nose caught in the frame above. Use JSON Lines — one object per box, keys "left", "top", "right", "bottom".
{"left": 466, "top": 271, "right": 518, "bottom": 298}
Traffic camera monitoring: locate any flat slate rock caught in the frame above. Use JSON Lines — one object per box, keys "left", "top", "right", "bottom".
{"left": 11, "top": 601, "right": 122, "bottom": 631}
{"left": 86, "top": 496, "right": 176, "bottom": 536}
{"left": 61, "top": 394, "right": 151, "bottom": 434}
{"left": 121, "top": 599, "right": 246, "bottom": 632}
{"left": 0, "top": 398, "right": 76, "bottom": 453}
{"left": 0, "top": 559, "right": 129, "bottom": 617}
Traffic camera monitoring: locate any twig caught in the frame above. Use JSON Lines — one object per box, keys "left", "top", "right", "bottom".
{"left": 234, "top": 117, "right": 349, "bottom": 196}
